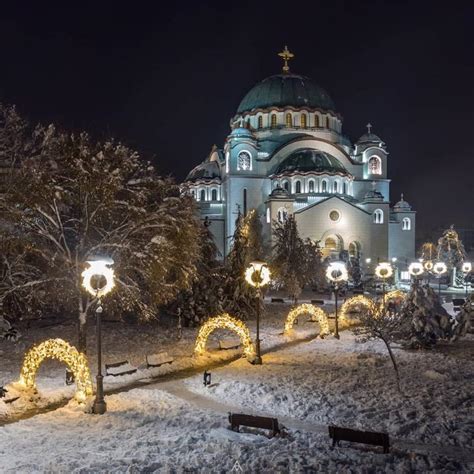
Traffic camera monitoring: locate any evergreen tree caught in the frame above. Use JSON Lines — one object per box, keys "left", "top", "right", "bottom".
{"left": 437, "top": 226, "right": 467, "bottom": 287}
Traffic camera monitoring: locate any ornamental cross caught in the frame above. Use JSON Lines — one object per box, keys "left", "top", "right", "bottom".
{"left": 366, "top": 122, "right": 372, "bottom": 134}
{"left": 278, "top": 45, "right": 294, "bottom": 73}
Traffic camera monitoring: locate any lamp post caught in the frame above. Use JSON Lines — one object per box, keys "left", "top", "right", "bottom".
{"left": 245, "top": 260, "right": 271, "bottom": 365}
{"left": 375, "top": 262, "right": 393, "bottom": 311}
{"left": 81, "top": 257, "right": 115, "bottom": 415}
{"left": 461, "top": 262, "right": 472, "bottom": 297}
{"left": 432, "top": 262, "right": 448, "bottom": 297}
{"left": 326, "top": 262, "right": 348, "bottom": 339}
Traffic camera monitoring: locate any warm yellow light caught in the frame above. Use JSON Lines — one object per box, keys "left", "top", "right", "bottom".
{"left": 408, "top": 262, "right": 424, "bottom": 276}
{"left": 384, "top": 289, "right": 406, "bottom": 305}
{"left": 462, "top": 262, "right": 472, "bottom": 273}
{"left": 433, "top": 262, "right": 448, "bottom": 276}
{"left": 284, "top": 304, "right": 330, "bottom": 335}
{"left": 18, "top": 338, "right": 93, "bottom": 402}
{"left": 194, "top": 313, "right": 256, "bottom": 360}
{"left": 245, "top": 261, "right": 271, "bottom": 288}
{"left": 424, "top": 260, "right": 434, "bottom": 271}
{"left": 375, "top": 262, "right": 393, "bottom": 279}
{"left": 340, "top": 295, "right": 377, "bottom": 320}
{"left": 81, "top": 259, "right": 115, "bottom": 298}
{"left": 326, "top": 262, "right": 348, "bottom": 283}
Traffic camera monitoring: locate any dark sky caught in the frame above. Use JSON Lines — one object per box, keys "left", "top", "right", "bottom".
{"left": 0, "top": 1, "right": 473, "bottom": 239}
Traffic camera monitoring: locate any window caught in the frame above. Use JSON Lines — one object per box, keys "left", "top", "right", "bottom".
{"left": 277, "top": 207, "right": 288, "bottom": 223}
{"left": 348, "top": 241, "right": 360, "bottom": 258}
{"left": 314, "top": 114, "right": 320, "bottom": 127}
{"left": 322, "top": 180, "right": 328, "bottom": 193}
{"left": 334, "top": 181, "right": 338, "bottom": 193}
{"left": 271, "top": 114, "right": 277, "bottom": 128}
{"left": 237, "top": 151, "right": 251, "bottom": 171}
{"left": 258, "top": 116, "right": 263, "bottom": 129}
{"left": 191, "top": 190, "right": 195, "bottom": 198}
{"left": 402, "top": 217, "right": 411, "bottom": 230}
{"left": 343, "top": 182, "right": 347, "bottom": 194}
{"left": 308, "top": 180, "right": 315, "bottom": 192}
{"left": 243, "top": 188, "right": 247, "bottom": 216}
{"left": 286, "top": 113, "right": 292, "bottom": 127}
{"left": 266, "top": 208, "right": 271, "bottom": 223}
{"left": 295, "top": 180, "right": 301, "bottom": 193}
{"left": 200, "top": 189, "right": 206, "bottom": 201}
{"left": 368, "top": 156, "right": 382, "bottom": 175}
{"left": 329, "top": 210, "right": 340, "bottom": 222}
{"left": 211, "top": 189, "right": 217, "bottom": 201}
{"left": 283, "top": 180, "right": 289, "bottom": 191}
{"left": 373, "top": 209, "right": 384, "bottom": 224}
{"left": 301, "top": 114, "right": 307, "bottom": 128}
{"left": 326, "top": 116, "right": 331, "bottom": 128}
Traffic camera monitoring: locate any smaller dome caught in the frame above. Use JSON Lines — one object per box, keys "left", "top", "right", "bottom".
{"left": 185, "top": 160, "right": 221, "bottom": 182}
{"left": 357, "top": 132, "right": 384, "bottom": 144}
{"left": 269, "top": 185, "right": 290, "bottom": 199}
{"left": 364, "top": 189, "right": 384, "bottom": 201}
{"left": 229, "top": 127, "right": 255, "bottom": 139}
{"left": 393, "top": 194, "right": 411, "bottom": 211}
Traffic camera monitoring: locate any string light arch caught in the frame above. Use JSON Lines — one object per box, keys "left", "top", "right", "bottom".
{"left": 383, "top": 289, "right": 406, "bottom": 305}
{"left": 340, "top": 295, "right": 377, "bottom": 320}
{"left": 194, "top": 314, "right": 256, "bottom": 359}
{"left": 284, "top": 304, "right": 330, "bottom": 336}
{"left": 18, "top": 338, "right": 93, "bottom": 402}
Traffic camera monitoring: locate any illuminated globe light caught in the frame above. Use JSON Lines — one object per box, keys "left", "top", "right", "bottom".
{"left": 326, "top": 262, "right": 348, "bottom": 283}
{"left": 375, "top": 262, "right": 393, "bottom": 279}
{"left": 433, "top": 262, "right": 448, "bottom": 276}
{"left": 18, "top": 338, "right": 93, "bottom": 403}
{"left": 408, "top": 262, "right": 424, "bottom": 277}
{"left": 194, "top": 313, "right": 256, "bottom": 360}
{"left": 424, "top": 260, "right": 434, "bottom": 271}
{"left": 81, "top": 258, "right": 115, "bottom": 298}
{"left": 284, "top": 304, "right": 330, "bottom": 336}
{"left": 462, "top": 262, "right": 472, "bottom": 273}
{"left": 245, "top": 260, "right": 271, "bottom": 288}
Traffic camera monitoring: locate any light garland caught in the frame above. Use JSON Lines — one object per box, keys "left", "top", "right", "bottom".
{"left": 245, "top": 262, "right": 271, "bottom": 288}
{"left": 408, "top": 262, "right": 424, "bottom": 277}
{"left": 194, "top": 313, "right": 256, "bottom": 359}
{"left": 18, "top": 338, "right": 93, "bottom": 402}
{"left": 340, "top": 295, "right": 377, "bottom": 320}
{"left": 284, "top": 304, "right": 330, "bottom": 336}
{"left": 81, "top": 260, "right": 115, "bottom": 298}
{"left": 384, "top": 289, "right": 406, "bottom": 305}
{"left": 326, "top": 262, "right": 348, "bottom": 283}
{"left": 433, "top": 262, "right": 448, "bottom": 276}
{"left": 375, "top": 262, "right": 393, "bottom": 279}
{"left": 462, "top": 262, "right": 472, "bottom": 274}
{"left": 424, "top": 260, "right": 434, "bottom": 271}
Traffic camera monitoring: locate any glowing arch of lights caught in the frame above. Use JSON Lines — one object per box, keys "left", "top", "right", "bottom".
{"left": 18, "top": 338, "right": 93, "bottom": 402}
{"left": 194, "top": 314, "right": 256, "bottom": 360}
{"left": 383, "top": 289, "right": 406, "bottom": 305}
{"left": 340, "top": 295, "right": 377, "bottom": 319}
{"left": 284, "top": 304, "right": 330, "bottom": 336}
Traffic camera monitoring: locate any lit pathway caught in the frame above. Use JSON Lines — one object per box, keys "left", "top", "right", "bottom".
{"left": 146, "top": 379, "right": 474, "bottom": 464}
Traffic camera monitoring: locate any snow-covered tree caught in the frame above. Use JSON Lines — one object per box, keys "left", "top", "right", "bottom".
{"left": 420, "top": 241, "right": 437, "bottom": 262}
{"left": 437, "top": 226, "right": 467, "bottom": 287}
{"left": 0, "top": 111, "right": 200, "bottom": 352}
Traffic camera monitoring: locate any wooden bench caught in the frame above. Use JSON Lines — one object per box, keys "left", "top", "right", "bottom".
{"left": 311, "top": 299, "right": 325, "bottom": 305}
{"left": 219, "top": 339, "right": 241, "bottom": 350}
{"left": 271, "top": 298, "right": 285, "bottom": 303}
{"left": 105, "top": 360, "right": 138, "bottom": 377}
{"left": 328, "top": 425, "right": 390, "bottom": 453}
{"left": 229, "top": 413, "right": 280, "bottom": 438}
{"left": 145, "top": 352, "right": 174, "bottom": 368}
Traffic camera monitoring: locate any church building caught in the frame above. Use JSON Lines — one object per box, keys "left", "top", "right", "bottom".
{"left": 182, "top": 48, "right": 415, "bottom": 269}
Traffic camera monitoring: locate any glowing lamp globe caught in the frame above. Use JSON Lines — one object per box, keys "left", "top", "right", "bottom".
{"left": 408, "top": 262, "right": 424, "bottom": 277}
{"left": 82, "top": 258, "right": 115, "bottom": 298}
{"left": 433, "top": 262, "right": 448, "bottom": 276}
{"left": 462, "top": 262, "right": 472, "bottom": 274}
{"left": 375, "top": 262, "right": 393, "bottom": 280}
{"left": 245, "top": 261, "right": 271, "bottom": 288}
{"left": 424, "top": 260, "right": 434, "bottom": 271}
{"left": 326, "top": 262, "right": 348, "bottom": 283}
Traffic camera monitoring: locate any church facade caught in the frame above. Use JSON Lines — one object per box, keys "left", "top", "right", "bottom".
{"left": 182, "top": 48, "right": 415, "bottom": 269}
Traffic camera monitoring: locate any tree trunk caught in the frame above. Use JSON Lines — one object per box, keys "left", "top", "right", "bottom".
{"left": 381, "top": 336, "right": 402, "bottom": 393}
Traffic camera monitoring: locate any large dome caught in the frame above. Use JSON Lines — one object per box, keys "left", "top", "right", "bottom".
{"left": 274, "top": 148, "right": 349, "bottom": 176}
{"left": 237, "top": 74, "right": 335, "bottom": 114}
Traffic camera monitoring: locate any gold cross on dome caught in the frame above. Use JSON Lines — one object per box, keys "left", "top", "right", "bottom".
{"left": 278, "top": 46, "right": 294, "bottom": 73}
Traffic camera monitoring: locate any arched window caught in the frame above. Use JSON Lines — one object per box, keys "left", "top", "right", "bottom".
{"left": 237, "top": 151, "right": 251, "bottom": 171}
{"left": 200, "top": 189, "right": 206, "bottom": 202}
{"left": 322, "top": 179, "right": 328, "bottom": 193}
{"left": 211, "top": 189, "right": 217, "bottom": 201}
{"left": 334, "top": 181, "right": 338, "bottom": 193}
{"left": 314, "top": 114, "right": 320, "bottom": 128}
{"left": 277, "top": 207, "right": 288, "bottom": 223}
{"left": 348, "top": 241, "right": 360, "bottom": 258}
{"left": 295, "top": 180, "right": 301, "bottom": 193}
{"left": 286, "top": 113, "right": 293, "bottom": 127}
{"left": 271, "top": 114, "right": 277, "bottom": 128}
{"left": 191, "top": 190, "right": 195, "bottom": 198}
{"left": 283, "top": 180, "right": 289, "bottom": 192}
{"left": 266, "top": 208, "right": 271, "bottom": 223}
{"left": 301, "top": 114, "right": 307, "bottom": 128}
{"left": 243, "top": 188, "right": 247, "bottom": 216}
{"left": 402, "top": 217, "right": 411, "bottom": 230}
{"left": 368, "top": 156, "right": 382, "bottom": 175}
{"left": 326, "top": 116, "right": 331, "bottom": 128}
{"left": 308, "top": 180, "right": 315, "bottom": 192}
{"left": 373, "top": 209, "right": 384, "bottom": 224}
{"left": 343, "top": 182, "right": 347, "bottom": 194}
{"left": 258, "top": 116, "right": 263, "bottom": 129}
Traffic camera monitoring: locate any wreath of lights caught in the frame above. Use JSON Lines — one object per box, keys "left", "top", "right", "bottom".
{"left": 462, "top": 262, "right": 472, "bottom": 274}
{"left": 284, "top": 304, "right": 330, "bottom": 336}
{"left": 194, "top": 313, "right": 256, "bottom": 360}
{"left": 433, "top": 262, "right": 448, "bottom": 276}
{"left": 81, "top": 260, "right": 115, "bottom": 298}
{"left": 375, "top": 262, "right": 393, "bottom": 279}
{"left": 245, "top": 263, "right": 271, "bottom": 288}
{"left": 424, "top": 260, "right": 434, "bottom": 271}
{"left": 18, "top": 338, "right": 93, "bottom": 402}
{"left": 408, "top": 262, "right": 424, "bottom": 277}
{"left": 326, "top": 262, "right": 348, "bottom": 283}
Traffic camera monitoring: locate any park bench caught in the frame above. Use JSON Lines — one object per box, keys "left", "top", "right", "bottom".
{"left": 219, "top": 338, "right": 241, "bottom": 350}
{"left": 271, "top": 298, "right": 285, "bottom": 303}
{"left": 105, "top": 360, "right": 138, "bottom": 377}
{"left": 328, "top": 425, "right": 390, "bottom": 453}
{"left": 229, "top": 413, "right": 280, "bottom": 438}
{"left": 352, "top": 289, "right": 364, "bottom": 295}
{"left": 145, "top": 352, "right": 174, "bottom": 368}
{"left": 310, "top": 299, "right": 325, "bottom": 305}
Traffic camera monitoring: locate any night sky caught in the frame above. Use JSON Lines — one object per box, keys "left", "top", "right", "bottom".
{"left": 1, "top": 1, "right": 473, "bottom": 239}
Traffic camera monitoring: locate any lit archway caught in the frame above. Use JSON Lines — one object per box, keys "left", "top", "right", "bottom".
{"left": 340, "top": 295, "right": 377, "bottom": 319}
{"left": 383, "top": 290, "right": 406, "bottom": 306}
{"left": 194, "top": 314, "right": 256, "bottom": 359}
{"left": 284, "top": 304, "right": 330, "bottom": 336}
{"left": 18, "top": 338, "right": 93, "bottom": 402}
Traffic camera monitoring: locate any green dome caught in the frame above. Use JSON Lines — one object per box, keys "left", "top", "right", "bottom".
{"left": 237, "top": 74, "right": 335, "bottom": 114}
{"left": 274, "top": 148, "right": 348, "bottom": 176}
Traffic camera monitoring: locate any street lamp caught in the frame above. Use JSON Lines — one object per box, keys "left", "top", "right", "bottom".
{"left": 81, "top": 257, "right": 115, "bottom": 415}
{"left": 432, "top": 261, "right": 448, "bottom": 297}
{"left": 326, "top": 262, "right": 348, "bottom": 339}
{"left": 461, "top": 262, "right": 472, "bottom": 297}
{"left": 408, "top": 262, "right": 424, "bottom": 278}
{"left": 375, "top": 262, "right": 393, "bottom": 309}
{"left": 245, "top": 260, "right": 271, "bottom": 365}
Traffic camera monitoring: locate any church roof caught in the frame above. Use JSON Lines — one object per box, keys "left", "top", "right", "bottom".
{"left": 273, "top": 148, "right": 349, "bottom": 176}
{"left": 393, "top": 194, "right": 412, "bottom": 211}
{"left": 185, "top": 147, "right": 222, "bottom": 182}
{"left": 236, "top": 74, "right": 336, "bottom": 114}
